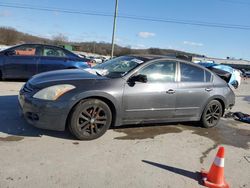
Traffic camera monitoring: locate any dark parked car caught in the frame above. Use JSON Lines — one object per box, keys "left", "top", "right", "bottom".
{"left": 19, "top": 55, "right": 235, "bottom": 140}
{"left": 0, "top": 44, "right": 90, "bottom": 79}
{"left": 241, "top": 69, "right": 250, "bottom": 78}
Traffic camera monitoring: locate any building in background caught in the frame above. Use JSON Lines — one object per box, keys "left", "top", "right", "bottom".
{"left": 193, "top": 56, "right": 250, "bottom": 70}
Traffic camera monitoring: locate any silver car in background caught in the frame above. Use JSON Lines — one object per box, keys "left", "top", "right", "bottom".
{"left": 19, "top": 55, "right": 235, "bottom": 140}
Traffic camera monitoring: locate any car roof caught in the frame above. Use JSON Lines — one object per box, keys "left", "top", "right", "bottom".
{"left": 5, "top": 43, "right": 67, "bottom": 50}
{"left": 127, "top": 54, "right": 217, "bottom": 74}
{"left": 19, "top": 43, "right": 64, "bottom": 48}
{"left": 129, "top": 54, "right": 167, "bottom": 60}
{"left": 128, "top": 54, "right": 191, "bottom": 63}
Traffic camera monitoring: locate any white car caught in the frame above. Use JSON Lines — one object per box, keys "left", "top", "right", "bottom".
{"left": 198, "top": 62, "right": 241, "bottom": 89}
{"left": 88, "top": 56, "right": 103, "bottom": 64}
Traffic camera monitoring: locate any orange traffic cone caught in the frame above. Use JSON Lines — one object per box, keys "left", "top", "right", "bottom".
{"left": 201, "top": 146, "right": 229, "bottom": 188}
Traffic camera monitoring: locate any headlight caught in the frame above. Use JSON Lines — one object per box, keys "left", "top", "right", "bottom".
{"left": 33, "top": 84, "right": 75, "bottom": 100}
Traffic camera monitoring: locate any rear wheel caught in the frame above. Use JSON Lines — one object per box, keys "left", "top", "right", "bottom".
{"left": 69, "top": 99, "right": 112, "bottom": 140}
{"left": 201, "top": 100, "right": 222, "bottom": 128}
{"left": 0, "top": 70, "right": 3, "bottom": 80}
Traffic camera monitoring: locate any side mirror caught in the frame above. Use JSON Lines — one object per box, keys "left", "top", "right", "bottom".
{"left": 5, "top": 50, "right": 16, "bottom": 56}
{"left": 128, "top": 74, "right": 148, "bottom": 84}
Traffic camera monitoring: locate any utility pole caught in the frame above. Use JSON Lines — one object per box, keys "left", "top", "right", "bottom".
{"left": 111, "top": 0, "right": 118, "bottom": 58}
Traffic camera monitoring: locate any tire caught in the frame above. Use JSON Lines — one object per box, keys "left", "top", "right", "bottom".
{"left": 201, "top": 100, "right": 223, "bottom": 128}
{"left": 0, "top": 70, "right": 4, "bottom": 81}
{"left": 68, "top": 99, "right": 112, "bottom": 140}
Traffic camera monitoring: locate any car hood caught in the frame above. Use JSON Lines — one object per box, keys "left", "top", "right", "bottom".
{"left": 29, "top": 69, "right": 107, "bottom": 86}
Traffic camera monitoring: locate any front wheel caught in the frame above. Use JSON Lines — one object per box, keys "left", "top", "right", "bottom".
{"left": 201, "top": 100, "right": 223, "bottom": 128}
{"left": 69, "top": 99, "right": 112, "bottom": 140}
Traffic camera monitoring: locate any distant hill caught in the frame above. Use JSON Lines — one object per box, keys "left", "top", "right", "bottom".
{"left": 0, "top": 27, "right": 204, "bottom": 58}
{"left": 0, "top": 27, "right": 51, "bottom": 45}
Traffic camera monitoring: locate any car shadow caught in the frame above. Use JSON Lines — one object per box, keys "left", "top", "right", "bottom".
{"left": 111, "top": 120, "right": 202, "bottom": 140}
{"left": 0, "top": 95, "right": 75, "bottom": 140}
{"left": 243, "top": 96, "right": 250, "bottom": 104}
{"left": 112, "top": 121, "right": 200, "bottom": 129}
{"left": 236, "top": 95, "right": 250, "bottom": 104}
{"left": 1, "top": 79, "right": 28, "bottom": 82}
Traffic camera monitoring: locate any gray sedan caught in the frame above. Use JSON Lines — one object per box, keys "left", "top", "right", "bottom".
{"left": 19, "top": 55, "right": 235, "bottom": 140}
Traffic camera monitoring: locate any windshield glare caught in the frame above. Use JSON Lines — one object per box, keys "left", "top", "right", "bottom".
{"left": 93, "top": 56, "right": 144, "bottom": 78}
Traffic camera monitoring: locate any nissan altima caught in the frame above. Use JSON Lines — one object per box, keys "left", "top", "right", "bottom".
{"left": 18, "top": 55, "right": 235, "bottom": 140}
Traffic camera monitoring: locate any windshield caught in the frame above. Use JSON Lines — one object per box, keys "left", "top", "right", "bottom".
{"left": 93, "top": 56, "right": 145, "bottom": 78}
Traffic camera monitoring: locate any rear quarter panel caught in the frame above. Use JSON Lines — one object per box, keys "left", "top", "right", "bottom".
{"left": 211, "top": 74, "right": 235, "bottom": 109}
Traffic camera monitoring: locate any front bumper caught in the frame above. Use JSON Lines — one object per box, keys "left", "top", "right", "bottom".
{"left": 18, "top": 93, "right": 69, "bottom": 131}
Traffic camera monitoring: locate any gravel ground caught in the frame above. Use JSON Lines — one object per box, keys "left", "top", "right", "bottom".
{"left": 0, "top": 80, "right": 249, "bottom": 188}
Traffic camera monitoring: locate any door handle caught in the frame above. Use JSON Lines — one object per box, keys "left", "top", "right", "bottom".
{"left": 166, "top": 89, "right": 175, "bottom": 94}
{"left": 205, "top": 88, "right": 213, "bottom": 92}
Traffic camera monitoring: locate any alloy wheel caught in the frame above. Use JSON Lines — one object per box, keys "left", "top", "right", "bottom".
{"left": 77, "top": 105, "right": 107, "bottom": 136}
{"left": 204, "top": 103, "right": 221, "bottom": 126}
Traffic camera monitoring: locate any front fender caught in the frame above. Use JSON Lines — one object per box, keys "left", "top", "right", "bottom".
{"left": 67, "top": 90, "right": 122, "bottom": 126}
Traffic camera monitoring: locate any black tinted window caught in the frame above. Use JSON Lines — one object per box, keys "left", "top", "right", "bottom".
{"left": 180, "top": 63, "right": 204, "bottom": 82}
{"left": 139, "top": 61, "right": 176, "bottom": 83}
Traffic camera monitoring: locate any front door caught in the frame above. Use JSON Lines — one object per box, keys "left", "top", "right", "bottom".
{"left": 3, "top": 44, "right": 39, "bottom": 79}
{"left": 122, "top": 60, "right": 178, "bottom": 122}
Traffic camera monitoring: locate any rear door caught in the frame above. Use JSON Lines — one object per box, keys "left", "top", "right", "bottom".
{"left": 3, "top": 44, "right": 39, "bottom": 79}
{"left": 38, "top": 46, "right": 71, "bottom": 73}
{"left": 175, "top": 62, "right": 213, "bottom": 119}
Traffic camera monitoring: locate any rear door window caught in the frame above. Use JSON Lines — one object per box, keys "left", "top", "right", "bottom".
{"left": 43, "top": 46, "right": 66, "bottom": 57}
{"left": 180, "top": 63, "right": 205, "bottom": 82}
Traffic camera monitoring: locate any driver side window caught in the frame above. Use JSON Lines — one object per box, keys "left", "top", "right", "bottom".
{"left": 12, "top": 45, "right": 37, "bottom": 56}
{"left": 138, "top": 61, "right": 176, "bottom": 83}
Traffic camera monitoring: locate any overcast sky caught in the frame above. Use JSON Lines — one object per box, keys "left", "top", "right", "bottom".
{"left": 0, "top": 0, "right": 250, "bottom": 59}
